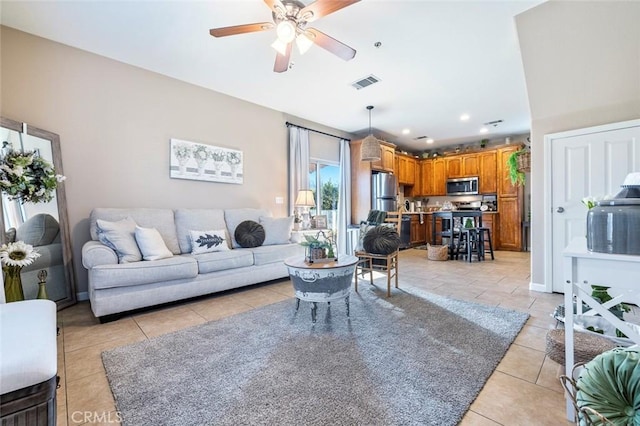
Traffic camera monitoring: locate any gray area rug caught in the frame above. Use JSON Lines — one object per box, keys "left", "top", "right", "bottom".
{"left": 102, "top": 286, "right": 528, "bottom": 426}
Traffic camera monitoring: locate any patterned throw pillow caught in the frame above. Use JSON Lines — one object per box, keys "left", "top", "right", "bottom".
{"left": 189, "top": 230, "right": 230, "bottom": 254}
{"left": 234, "top": 220, "right": 265, "bottom": 248}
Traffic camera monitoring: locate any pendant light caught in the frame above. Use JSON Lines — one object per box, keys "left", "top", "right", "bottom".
{"left": 361, "top": 105, "right": 381, "bottom": 162}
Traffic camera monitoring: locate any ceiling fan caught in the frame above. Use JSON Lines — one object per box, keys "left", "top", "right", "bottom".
{"left": 209, "top": 0, "right": 360, "bottom": 73}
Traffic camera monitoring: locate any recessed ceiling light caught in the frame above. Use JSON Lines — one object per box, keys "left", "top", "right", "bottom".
{"left": 402, "top": 129, "right": 410, "bottom": 135}
{"left": 479, "top": 127, "right": 488, "bottom": 134}
{"left": 460, "top": 114, "right": 470, "bottom": 121}
{"left": 426, "top": 138, "right": 434, "bottom": 144}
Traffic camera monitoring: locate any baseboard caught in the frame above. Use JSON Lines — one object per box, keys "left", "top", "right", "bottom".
{"left": 529, "top": 281, "right": 549, "bottom": 293}
{"left": 76, "top": 292, "right": 89, "bottom": 301}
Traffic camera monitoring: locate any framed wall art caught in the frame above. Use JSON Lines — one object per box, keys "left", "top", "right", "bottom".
{"left": 170, "top": 138, "right": 243, "bottom": 184}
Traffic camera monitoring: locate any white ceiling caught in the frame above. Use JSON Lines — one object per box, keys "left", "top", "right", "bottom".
{"left": 0, "top": 0, "right": 542, "bottom": 153}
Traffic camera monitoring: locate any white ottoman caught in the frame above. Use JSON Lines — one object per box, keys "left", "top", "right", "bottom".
{"left": 0, "top": 299, "right": 57, "bottom": 425}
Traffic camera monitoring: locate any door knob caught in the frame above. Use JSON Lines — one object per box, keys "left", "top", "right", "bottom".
{"left": 557, "top": 207, "right": 565, "bottom": 213}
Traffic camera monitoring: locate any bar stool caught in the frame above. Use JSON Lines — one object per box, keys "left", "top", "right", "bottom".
{"left": 456, "top": 228, "right": 483, "bottom": 262}
{"left": 476, "top": 227, "right": 495, "bottom": 260}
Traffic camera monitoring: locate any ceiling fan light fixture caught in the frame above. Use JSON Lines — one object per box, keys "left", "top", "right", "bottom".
{"left": 276, "top": 20, "right": 296, "bottom": 43}
{"left": 295, "top": 32, "right": 313, "bottom": 55}
{"left": 271, "top": 38, "right": 289, "bottom": 55}
{"left": 361, "top": 105, "right": 381, "bottom": 162}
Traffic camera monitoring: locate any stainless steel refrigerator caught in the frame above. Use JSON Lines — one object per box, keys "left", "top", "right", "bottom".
{"left": 371, "top": 172, "right": 397, "bottom": 212}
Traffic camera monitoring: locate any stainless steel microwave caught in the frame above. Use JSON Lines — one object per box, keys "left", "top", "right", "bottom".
{"left": 446, "top": 177, "right": 479, "bottom": 196}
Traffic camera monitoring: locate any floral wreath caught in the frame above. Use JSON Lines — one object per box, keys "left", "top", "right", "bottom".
{"left": 0, "top": 150, "right": 66, "bottom": 204}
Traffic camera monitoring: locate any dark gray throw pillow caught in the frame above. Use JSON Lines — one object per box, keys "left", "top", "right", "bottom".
{"left": 234, "top": 220, "right": 265, "bottom": 248}
{"left": 363, "top": 225, "right": 401, "bottom": 255}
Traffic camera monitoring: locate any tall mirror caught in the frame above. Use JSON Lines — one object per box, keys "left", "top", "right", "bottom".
{"left": 0, "top": 116, "right": 76, "bottom": 309}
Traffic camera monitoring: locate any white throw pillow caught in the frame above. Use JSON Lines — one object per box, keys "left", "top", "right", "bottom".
{"left": 259, "top": 216, "right": 293, "bottom": 245}
{"left": 189, "top": 230, "right": 230, "bottom": 254}
{"left": 134, "top": 226, "right": 173, "bottom": 261}
{"left": 96, "top": 217, "right": 142, "bottom": 263}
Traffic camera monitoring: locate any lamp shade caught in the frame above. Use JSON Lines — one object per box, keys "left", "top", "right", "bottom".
{"left": 361, "top": 134, "right": 381, "bottom": 162}
{"left": 295, "top": 189, "right": 316, "bottom": 207}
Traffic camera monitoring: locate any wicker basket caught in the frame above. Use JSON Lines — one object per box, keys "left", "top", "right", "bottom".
{"left": 545, "top": 329, "right": 616, "bottom": 365}
{"left": 517, "top": 150, "right": 531, "bottom": 172}
{"left": 427, "top": 243, "right": 449, "bottom": 261}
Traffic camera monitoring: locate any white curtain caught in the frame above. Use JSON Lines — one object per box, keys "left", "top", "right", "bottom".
{"left": 337, "top": 139, "right": 351, "bottom": 255}
{"left": 288, "top": 126, "right": 310, "bottom": 215}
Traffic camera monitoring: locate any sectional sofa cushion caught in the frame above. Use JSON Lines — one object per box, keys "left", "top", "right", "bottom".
{"left": 90, "top": 208, "right": 181, "bottom": 255}
{"left": 175, "top": 209, "right": 227, "bottom": 253}
{"left": 250, "top": 244, "right": 304, "bottom": 266}
{"left": 259, "top": 216, "right": 294, "bottom": 245}
{"left": 193, "top": 250, "right": 254, "bottom": 274}
{"left": 96, "top": 218, "right": 142, "bottom": 263}
{"left": 224, "top": 208, "right": 271, "bottom": 248}
{"left": 90, "top": 255, "right": 198, "bottom": 289}
{"left": 189, "top": 229, "right": 229, "bottom": 254}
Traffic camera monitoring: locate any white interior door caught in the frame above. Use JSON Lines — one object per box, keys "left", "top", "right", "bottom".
{"left": 547, "top": 122, "right": 640, "bottom": 293}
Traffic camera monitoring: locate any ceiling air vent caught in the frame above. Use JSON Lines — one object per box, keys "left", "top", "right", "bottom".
{"left": 351, "top": 74, "right": 381, "bottom": 90}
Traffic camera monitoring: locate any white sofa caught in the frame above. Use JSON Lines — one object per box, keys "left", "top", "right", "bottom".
{"left": 82, "top": 208, "right": 304, "bottom": 321}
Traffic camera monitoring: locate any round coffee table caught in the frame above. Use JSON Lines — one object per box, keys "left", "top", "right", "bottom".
{"left": 284, "top": 255, "right": 358, "bottom": 323}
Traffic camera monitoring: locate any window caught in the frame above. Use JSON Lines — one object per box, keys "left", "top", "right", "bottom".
{"left": 308, "top": 161, "right": 340, "bottom": 231}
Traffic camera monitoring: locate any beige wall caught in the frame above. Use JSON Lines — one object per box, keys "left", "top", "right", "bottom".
{"left": 516, "top": 1, "right": 640, "bottom": 288}
{"left": 0, "top": 26, "right": 351, "bottom": 295}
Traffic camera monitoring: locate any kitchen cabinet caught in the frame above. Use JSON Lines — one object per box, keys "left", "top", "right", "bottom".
{"left": 424, "top": 215, "right": 443, "bottom": 245}
{"left": 481, "top": 213, "right": 499, "bottom": 249}
{"left": 349, "top": 138, "right": 373, "bottom": 224}
{"left": 497, "top": 145, "right": 520, "bottom": 197}
{"left": 410, "top": 215, "right": 427, "bottom": 246}
{"left": 462, "top": 154, "right": 479, "bottom": 176}
{"left": 497, "top": 197, "right": 522, "bottom": 251}
{"left": 371, "top": 142, "right": 395, "bottom": 173}
{"left": 396, "top": 154, "right": 417, "bottom": 186}
{"left": 478, "top": 151, "right": 497, "bottom": 194}
{"left": 445, "top": 157, "right": 462, "bottom": 178}
{"left": 419, "top": 160, "right": 433, "bottom": 196}
{"left": 433, "top": 158, "right": 446, "bottom": 195}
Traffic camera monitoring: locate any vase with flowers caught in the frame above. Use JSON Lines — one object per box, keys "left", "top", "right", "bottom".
{"left": 1, "top": 241, "right": 40, "bottom": 302}
{"left": 172, "top": 143, "right": 192, "bottom": 174}
{"left": 0, "top": 150, "right": 65, "bottom": 204}
{"left": 211, "top": 150, "right": 226, "bottom": 176}
{"left": 192, "top": 145, "right": 210, "bottom": 176}
{"left": 226, "top": 151, "right": 242, "bottom": 179}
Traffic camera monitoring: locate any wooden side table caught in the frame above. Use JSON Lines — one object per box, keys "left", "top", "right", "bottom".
{"left": 284, "top": 255, "right": 358, "bottom": 323}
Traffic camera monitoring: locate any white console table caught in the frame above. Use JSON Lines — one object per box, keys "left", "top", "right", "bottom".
{"left": 562, "top": 237, "right": 640, "bottom": 420}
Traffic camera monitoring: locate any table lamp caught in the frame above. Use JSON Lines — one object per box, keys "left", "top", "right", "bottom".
{"left": 295, "top": 189, "right": 316, "bottom": 230}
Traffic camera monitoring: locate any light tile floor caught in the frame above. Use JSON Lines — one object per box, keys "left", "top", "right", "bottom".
{"left": 56, "top": 249, "right": 575, "bottom": 426}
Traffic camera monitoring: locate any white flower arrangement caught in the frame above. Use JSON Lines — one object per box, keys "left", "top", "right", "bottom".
{"left": 226, "top": 151, "right": 242, "bottom": 165}
{"left": 0, "top": 150, "right": 65, "bottom": 204}
{"left": 173, "top": 143, "right": 192, "bottom": 161}
{"left": 192, "top": 145, "right": 210, "bottom": 162}
{"left": 0, "top": 241, "right": 40, "bottom": 268}
{"left": 211, "top": 150, "right": 226, "bottom": 162}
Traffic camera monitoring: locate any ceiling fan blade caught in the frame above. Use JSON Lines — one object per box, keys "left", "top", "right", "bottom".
{"left": 306, "top": 28, "right": 356, "bottom": 61}
{"left": 299, "top": 0, "right": 361, "bottom": 23}
{"left": 263, "top": 0, "right": 286, "bottom": 13}
{"left": 274, "top": 42, "right": 292, "bottom": 73}
{"left": 209, "top": 22, "right": 274, "bottom": 38}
